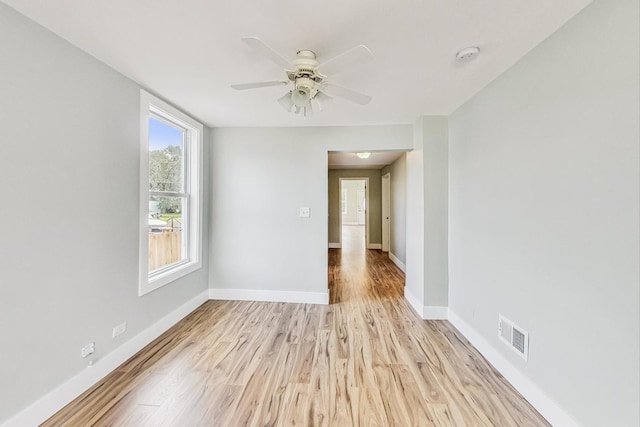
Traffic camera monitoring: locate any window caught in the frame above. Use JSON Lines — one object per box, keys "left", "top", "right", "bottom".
{"left": 139, "top": 90, "right": 203, "bottom": 295}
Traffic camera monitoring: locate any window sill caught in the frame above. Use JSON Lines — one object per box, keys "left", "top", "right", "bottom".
{"left": 139, "top": 260, "right": 202, "bottom": 296}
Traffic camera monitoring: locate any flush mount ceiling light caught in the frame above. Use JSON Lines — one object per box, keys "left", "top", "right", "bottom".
{"left": 456, "top": 46, "right": 480, "bottom": 62}
{"left": 356, "top": 152, "right": 371, "bottom": 159}
{"left": 231, "top": 37, "right": 373, "bottom": 116}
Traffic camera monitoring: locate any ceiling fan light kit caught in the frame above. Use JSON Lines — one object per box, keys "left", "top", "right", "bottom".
{"left": 313, "top": 91, "right": 333, "bottom": 110}
{"left": 232, "top": 37, "right": 373, "bottom": 116}
{"left": 277, "top": 92, "right": 294, "bottom": 111}
{"left": 291, "top": 88, "right": 310, "bottom": 107}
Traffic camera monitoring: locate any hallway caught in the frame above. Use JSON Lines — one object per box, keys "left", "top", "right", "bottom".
{"left": 326, "top": 238, "right": 550, "bottom": 425}
{"left": 330, "top": 225, "right": 403, "bottom": 304}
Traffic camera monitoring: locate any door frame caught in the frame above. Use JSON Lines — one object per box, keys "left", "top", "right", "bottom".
{"left": 339, "top": 177, "right": 370, "bottom": 249}
{"left": 381, "top": 172, "right": 390, "bottom": 252}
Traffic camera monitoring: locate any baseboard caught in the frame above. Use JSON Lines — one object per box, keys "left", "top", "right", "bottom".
{"left": 404, "top": 287, "right": 424, "bottom": 317}
{"left": 328, "top": 242, "right": 342, "bottom": 249}
{"left": 448, "top": 310, "right": 580, "bottom": 427}
{"left": 209, "top": 288, "right": 329, "bottom": 305}
{"left": 403, "top": 287, "right": 448, "bottom": 320}
{"left": 423, "top": 306, "right": 449, "bottom": 319}
{"left": 389, "top": 252, "right": 406, "bottom": 272}
{"left": 1, "top": 290, "right": 210, "bottom": 427}
{"left": 367, "top": 243, "right": 382, "bottom": 249}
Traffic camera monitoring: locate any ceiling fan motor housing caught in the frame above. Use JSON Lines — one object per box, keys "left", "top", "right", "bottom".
{"left": 293, "top": 49, "right": 318, "bottom": 73}
{"left": 291, "top": 50, "right": 323, "bottom": 82}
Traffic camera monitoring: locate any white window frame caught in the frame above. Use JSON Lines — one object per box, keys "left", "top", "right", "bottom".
{"left": 139, "top": 90, "right": 203, "bottom": 295}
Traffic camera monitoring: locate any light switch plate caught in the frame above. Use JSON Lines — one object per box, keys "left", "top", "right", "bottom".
{"left": 299, "top": 207, "right": 311, "bottom": 218}
{"left": 112, "top": 322, "right": 127, "bottom": 338}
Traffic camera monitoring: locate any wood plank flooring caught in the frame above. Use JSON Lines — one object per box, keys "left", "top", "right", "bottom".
{"left": 42, "top": 235, "right": 550, "bottom": 426}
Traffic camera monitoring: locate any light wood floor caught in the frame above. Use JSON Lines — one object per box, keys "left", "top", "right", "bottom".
{"left": 42, "top": 239, "right": 550, "bottom": 426}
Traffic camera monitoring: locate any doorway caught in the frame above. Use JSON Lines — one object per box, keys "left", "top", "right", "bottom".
{"left": 339, "top": 177, "right": 369, "bottom": 252}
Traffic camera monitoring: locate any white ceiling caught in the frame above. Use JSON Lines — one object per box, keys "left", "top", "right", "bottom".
{"left": 3, "top": 0, "right": 591, "bottom": 128}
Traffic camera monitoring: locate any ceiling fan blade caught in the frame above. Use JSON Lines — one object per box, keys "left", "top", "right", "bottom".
{"left": 322, "top": 84, "right": 372, "bottom": 105}
{"left": 241, "top": 37, "right": 291, "bottom": 70}
{"left": 231, "top": 81, "right": 288, "bottom": 90}
{"left": 317, "top": 45, "right": 373, "bottom": 76}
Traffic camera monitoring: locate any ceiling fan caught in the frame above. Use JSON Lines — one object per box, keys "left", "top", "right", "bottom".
{"left": 231, "top": 37, "right": 373, "bottom": 116}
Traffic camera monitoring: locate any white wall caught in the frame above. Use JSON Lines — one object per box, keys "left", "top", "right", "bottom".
{"left": 404, "top": 120, "right": 426, "bottom": 311}
{"left": 405, "top": 117, "right": 449, "bottom": 318}
{"left": 422, "top": 117, "right": 449, "bottom": 309}
{"left": 0, "top": 5, "right": 209, "bottom": 424}
{"left": 448, "top": 0, "right": 639, "bottom": 425}
{"left": 209, "top": 125, "right": 412, "bottom": 302}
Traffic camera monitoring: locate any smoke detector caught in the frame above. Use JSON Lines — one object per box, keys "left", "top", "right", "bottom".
{"left": 456, "top": 46, "right": 480, "bottom": 62}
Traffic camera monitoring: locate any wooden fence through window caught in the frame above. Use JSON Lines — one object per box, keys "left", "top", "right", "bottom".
{"left": 148, "top": 231, "right": 182, "bottom": 271}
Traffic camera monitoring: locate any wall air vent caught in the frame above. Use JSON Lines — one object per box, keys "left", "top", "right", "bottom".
{"left": 498, "top": 314, "right": 529, "bottom": 361}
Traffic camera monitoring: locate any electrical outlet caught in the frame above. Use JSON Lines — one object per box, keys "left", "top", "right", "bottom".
{"left": 81, "top": 342, "right": 95, "bottom": 358}
{"left": 112, "top": 322, "right": 127, "bottom": 338}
